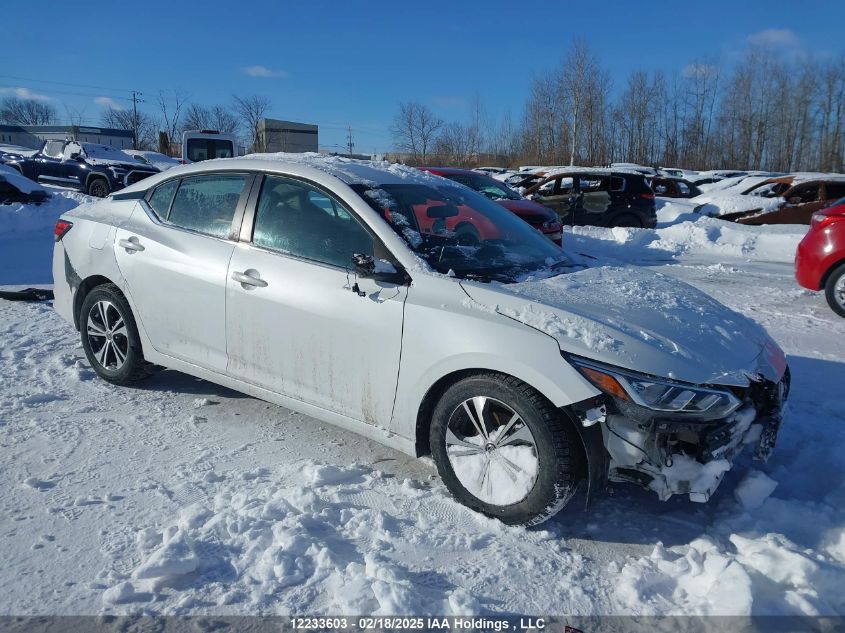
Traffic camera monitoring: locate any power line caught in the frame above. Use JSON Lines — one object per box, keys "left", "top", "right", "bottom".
{"left": 0, "top": 74, "right": 136, "bottom": 95}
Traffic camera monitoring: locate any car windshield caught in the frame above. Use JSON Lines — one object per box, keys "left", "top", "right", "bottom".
{"left": 353, "top": 182, "right": 569, "bottom": 283}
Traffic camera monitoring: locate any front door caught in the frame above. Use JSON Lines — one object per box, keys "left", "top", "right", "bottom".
{"left": 225, "top": 175, "right": 407, "bottom": 426}
{"left": 114, "top": 173, "right": 251, "bottom": 372}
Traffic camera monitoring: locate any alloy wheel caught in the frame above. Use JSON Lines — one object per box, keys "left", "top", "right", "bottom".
{"left": 86, "top": 300, "right": 129, "bottom": 371}
{"left": 445, "top": 396, "right": 539, "bottom": 506}
{"left": 836, "top": 275, "right": 845, "bottom": 310}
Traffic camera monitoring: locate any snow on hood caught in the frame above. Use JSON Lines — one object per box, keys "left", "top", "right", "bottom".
{"left": 696, "top": 193, "right": 782, "bottom": 218}
{"left": 461, "top": 266, "right": 785, "bottom": 387}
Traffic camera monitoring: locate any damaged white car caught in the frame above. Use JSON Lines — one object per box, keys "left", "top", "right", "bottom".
{"left": 52, "top": 155, "right": 789, "bottom": 525}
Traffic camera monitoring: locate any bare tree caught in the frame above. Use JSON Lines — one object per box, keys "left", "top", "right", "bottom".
{"left": 101, "top": 107, "right": 157, "bottom": 150}
{"left": 232, "top": 94, "right": 270, "bottom": 152}
{"left": 391, "top": 101, "right": 443, "bottom": 164}
{"left": 0, "top": 97, "right": 57, "bottom": 125}
{"left": 183, "top": 103, "right": 239, "bottom": 135}
{"left": 63, "top": 104, "right": 87, "bottom": 127}
{"left": 157, "top": 89, "right": 188, "bottom": 154}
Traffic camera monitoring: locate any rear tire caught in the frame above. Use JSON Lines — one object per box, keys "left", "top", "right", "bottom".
{"left": 79, "top": 284, "right": 154, "bottom": 384}
{"left": 824, "top": 263, "right": 845, "bottom": 318}
{"left": 429, "top": 373, "right": 583, "bottom": 526}
{"left": 87, "top": 177, "right": 110, "bottom": 198}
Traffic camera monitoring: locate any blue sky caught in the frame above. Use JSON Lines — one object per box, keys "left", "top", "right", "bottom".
{"left": 2, "top": 0, "right": 843, "bottom": 154}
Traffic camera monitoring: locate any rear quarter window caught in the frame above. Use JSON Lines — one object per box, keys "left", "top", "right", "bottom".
{"left": 147, "top": 180, "right": 179, "bottom": 219}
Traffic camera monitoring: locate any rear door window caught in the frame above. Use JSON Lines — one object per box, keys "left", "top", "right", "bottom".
{"left": 42, "top": 141, "right": 64, "bottom": 158}
{"left": 167, "top": 174, "right": 246, "bottom": 238}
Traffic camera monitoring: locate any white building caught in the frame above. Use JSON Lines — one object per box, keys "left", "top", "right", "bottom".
{"left": 0, "top": 125, "right": 134, "bottom": 149}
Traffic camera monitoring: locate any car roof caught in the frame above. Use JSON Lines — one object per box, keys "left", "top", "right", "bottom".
{"left": 420, "top": 166, "right": 482, "bottom": 177}
{"left": 117, "top": 152, "right": 449, "bottom": 196}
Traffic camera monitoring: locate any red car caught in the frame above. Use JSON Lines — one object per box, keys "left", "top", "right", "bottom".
{"left": 420, "top": 167, "right": 563, "bottom": 245}
{"left": 795, "top": 198, "right": 845, "bottom": 317}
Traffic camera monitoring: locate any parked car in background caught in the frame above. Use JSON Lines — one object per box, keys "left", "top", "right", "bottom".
{"left": 0, "top": 164, "right": 49, "bottom": 204}
{"left": 700, "top": 175, "right": 845, "bottom": 225}
{"left": 0, "top": 143, "right": 37, "bottom": 159}
{"left": 506, "top": 172, "right": 545, "bottom": 191}
{"left": 525, "top": 169, "right": 657, "bottom": 228}
{"left": 650, "top": 176, "right": 702, "bottom": 199}
{"left": 474, "top": 167, "right": 509, "bottom": 175}
{"left": 181, "top": 130, "right": 237, "bottom": 163}
{"left": 125, "top": 150, "right": 181, "bottom": 172}
{"left": 1, "top": 140, "right": 159, "bottom": 197}
{"left": 420, "top": 167, "right": 562, "bottom": 244}
{"left": 52, "top": 155, "right": 789, "bottom": 525}
{"left": 795, "top": 197, "right": 845, "bottom": 316}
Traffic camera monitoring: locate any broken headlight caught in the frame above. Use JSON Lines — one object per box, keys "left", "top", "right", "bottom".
{"left": 569, "top": 356, "right": 742, "bottom": 420}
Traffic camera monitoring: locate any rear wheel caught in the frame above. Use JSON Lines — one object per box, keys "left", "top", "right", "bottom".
{"left": 87, "top": 177, "right": 110, "bottom": 198}
{"left": 429, "top": 373, "right": 583, "bottom": 526}
{"left": 79, "top": 284, "right": 154, "bottom": 384}
{"left": 824, "top": 263, "right": 845, "bottom": 318}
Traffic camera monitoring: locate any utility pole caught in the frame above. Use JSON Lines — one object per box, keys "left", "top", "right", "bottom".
{"left": 131, "top": 90, "right": 144, "bottom": 149}
{"left": 346, "top": 125, "right": 355, "bottom": 156}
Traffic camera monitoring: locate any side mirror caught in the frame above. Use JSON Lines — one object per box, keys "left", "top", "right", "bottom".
{"left": 788, "top": 196, "right": 802, "bottom": 205}
{"left": 426, "top": 204, "right": 460, "bottom": 219}
{"left": 351, "top": 253, "right": 407, "bottom": 284}
{"left": 68, "top": 152, "right": 82, "bottom": 161}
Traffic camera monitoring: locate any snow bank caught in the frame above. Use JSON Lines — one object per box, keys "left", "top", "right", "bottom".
{"left": 568, "top": 215, "right": 806, "bottom": 264}
{"left": 0, "top": 190, "right": 90, "bottom": 285}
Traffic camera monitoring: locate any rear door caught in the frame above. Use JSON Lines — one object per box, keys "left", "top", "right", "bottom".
{"left": 534, "top": 176, "right": 574, "bottom": 222}
{"left": 114, "top": 172, "right": 254, "bottom": 372}
{"left": 225, "top": 174, "right": 407, "bottom": 426}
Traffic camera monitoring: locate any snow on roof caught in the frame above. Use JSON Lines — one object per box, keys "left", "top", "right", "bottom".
{"left": 238, "top": 152, "right": 448, "bottom": 187}
{"left": 542, "top": 165, "right": 647, "bottom": 178}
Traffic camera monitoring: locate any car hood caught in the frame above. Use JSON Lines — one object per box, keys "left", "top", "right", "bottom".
{"left": 497, "top": 198, "right": 557, "bottom": 221}
{"left": 460, "top": 266, "right": 786, "bottom": 387}
{"left": 86, "top": 158, "right": 159, "bottom": 172}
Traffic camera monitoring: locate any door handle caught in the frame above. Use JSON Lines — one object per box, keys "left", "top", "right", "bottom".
{"left": 232, "top": 270, "right": 268, "bottom": 288}
{"left": 118, "top": 237, "right": 145, "bottom": 252}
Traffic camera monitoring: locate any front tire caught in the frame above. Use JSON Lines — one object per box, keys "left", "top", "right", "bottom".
{"left": 87, "top": 177, "right": 110, "bottom": 198}
{"left": 429, "top": 373, "right": 583, "bottom": 526}
{"left": 79, "top": 284, "right": 153, "bottom": 384}
{"left": 824, "top": 263, "right": 845, "bottom": 318}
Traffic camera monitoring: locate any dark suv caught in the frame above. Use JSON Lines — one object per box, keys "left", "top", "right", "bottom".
{"left": 524, "top": 170, "right": 657, "bottom": 228}
{"left": 2, "top": 140, "right": 159, "bottom": 198}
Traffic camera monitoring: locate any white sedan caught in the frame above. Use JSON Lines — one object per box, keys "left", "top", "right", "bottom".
{"left": 52, "top": 155, "right": 789, "bottom": 525}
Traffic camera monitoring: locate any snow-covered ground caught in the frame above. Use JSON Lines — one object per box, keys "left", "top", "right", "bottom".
{"left": 1, "top": 194, "right": 844, "bottom": 616}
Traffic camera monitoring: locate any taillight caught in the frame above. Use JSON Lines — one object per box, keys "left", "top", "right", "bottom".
{"left": 54, "top": 219, "right": 73, "bottom": 241}
{"left": 639, "top": 192, "right": 655, "bottom": 200}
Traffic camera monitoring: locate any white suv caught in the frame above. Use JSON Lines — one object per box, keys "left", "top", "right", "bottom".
{"left": 52, "top": 155, "right": 789, "bottom": 525}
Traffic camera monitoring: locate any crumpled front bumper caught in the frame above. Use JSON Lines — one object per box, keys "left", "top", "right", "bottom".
{"left": 601, "top": 370, "right": 789, "bottom": 502}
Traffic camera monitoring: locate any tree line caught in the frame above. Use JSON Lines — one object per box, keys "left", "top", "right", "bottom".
{"left": 0, "top": 91, "right": 272, "bottom": 154}
{"left": 391, "top": 41, "right": 845, "bottom": 173}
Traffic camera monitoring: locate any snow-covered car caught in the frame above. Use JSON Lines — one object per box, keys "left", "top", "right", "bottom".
{"left": 51, "top": 155, "right": 790, "bottom": 525}
{"left": 2, "top": 140, "right": 159, "bottom": 197}
{"left": 0, "top": 163, "right": 49, "bottom": 204}
{"left": 124, "top": 150, "right": 182, "bottom": 172}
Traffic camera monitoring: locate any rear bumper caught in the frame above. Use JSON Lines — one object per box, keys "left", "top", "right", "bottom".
{"left": 795, "top": 231, "right": 825, "bottom": 290}
{"left": 51, "top": 241, "right": 76, "bottom": 327}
